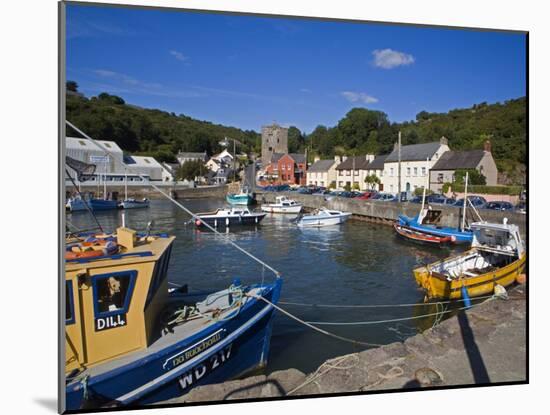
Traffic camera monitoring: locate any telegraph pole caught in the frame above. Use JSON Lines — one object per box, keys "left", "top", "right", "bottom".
{"left": 398, "top": 131, "right": 402, "bottom": 202}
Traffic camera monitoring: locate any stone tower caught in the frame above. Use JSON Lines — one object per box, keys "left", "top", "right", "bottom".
{"left": 261, "top": 124, "right": 288, "bottom": 167}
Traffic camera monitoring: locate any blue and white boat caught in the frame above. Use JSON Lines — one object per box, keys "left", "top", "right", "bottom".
{"left": 89, "top": 198, "right": 119, "bottom": 211}
{"left": 65, "top": 227, "right": 282, "bottom": 410}
{"left": 119, "top": 198, "right": 150, "bottom": 209}
{"left": 226, "top": 188, "right": 254, "bottom": 205}
{"left": 66, "top": 197, "right": 88, "bottom": 212}
{"left": 397, "top": 210, "right": 473, "bottom": 244}
{"left": 295, "top": 208, "right": 352, "bottom": 227}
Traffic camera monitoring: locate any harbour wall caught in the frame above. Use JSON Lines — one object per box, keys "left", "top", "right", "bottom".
{"left": 163, "top": 284, "right": 526, "bottom": 403}
{"left": 258, "top": 192, "right": 527, "bottom": 237}
{"left": 66, "top": 184, "right": 228, "bottom": 200}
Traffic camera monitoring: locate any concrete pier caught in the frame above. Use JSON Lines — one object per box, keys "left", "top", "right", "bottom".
{"left": 162, "top": 284, "right": 526, "bottom": 403}
{"left": 258, "top": 192, "right": 527, "bottom": 236}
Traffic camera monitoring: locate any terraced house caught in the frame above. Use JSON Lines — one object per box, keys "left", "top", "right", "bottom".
{"left": 265, "top": 153, "right": 307, "bottom": 185}
{"left": 335, "top": 155, "right": 375, "bottom": 191}
{"left": 306, "top": 156, "right": 340, "bottom": 188}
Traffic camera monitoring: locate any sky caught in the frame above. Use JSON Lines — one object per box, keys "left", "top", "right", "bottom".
{"left": 66, "top": 4, "right": 527, "bottom": 133}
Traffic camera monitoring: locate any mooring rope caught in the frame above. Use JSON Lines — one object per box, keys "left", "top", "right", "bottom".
{"left": 247, "top": 292, "right": 382, "bottom": 347}
{"left": 66, "top": 120, "right": 281, "bottom": 278}
{"left": 278, "top": 294, "right": 496, "bottom": 308}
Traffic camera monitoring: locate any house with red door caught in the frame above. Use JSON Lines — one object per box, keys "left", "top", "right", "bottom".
{"left": 263, "top": 153, "right": 307, "bottom": 185}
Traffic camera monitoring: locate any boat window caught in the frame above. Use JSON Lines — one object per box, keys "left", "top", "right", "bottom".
{"left": 474, "top": 228, "right": 511, "bottom": 247}
{"left": 66, "top": 280, "right": 75, "bottom": 325}
{"left": 93, "top": 271, "right": 137, "bottom": 317}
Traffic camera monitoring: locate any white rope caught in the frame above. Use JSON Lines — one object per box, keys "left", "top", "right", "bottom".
{"left": 278, "top": 294, "right": 496, "bottom": 308}
{"left": 247, "top": 293, "right": 382, "bottom": 347}
{"left": 65, "top": 120, "right": 281, "bottom": 278}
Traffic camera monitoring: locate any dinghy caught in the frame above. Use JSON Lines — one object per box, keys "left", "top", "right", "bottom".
{"left": 119, "top": 198, "right": 150, "bottom": 209}
{"left": 413, "top": 219, "right": 526, "bottom": 300}
{"left": 261, "top": 195, "right": 302, "bottom": 214}
{"left": 393, "top": 222, "right": 454, "bottom": 246}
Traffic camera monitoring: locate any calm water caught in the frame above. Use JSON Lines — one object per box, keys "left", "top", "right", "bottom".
{"left": 67, "top": 198, "right": 463, "bottom": 374}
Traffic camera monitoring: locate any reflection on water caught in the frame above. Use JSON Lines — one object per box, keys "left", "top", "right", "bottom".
{"left": 66, "top": 198, "right": 466, "bottom": 374}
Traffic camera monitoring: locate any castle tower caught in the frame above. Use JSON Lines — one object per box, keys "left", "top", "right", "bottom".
{"left": 261, "top": 124, "right": 288, "bottom": 166}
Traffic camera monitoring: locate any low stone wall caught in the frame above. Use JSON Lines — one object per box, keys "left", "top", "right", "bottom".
{"left": 66, "top": 184, "right": 228, "bottom": 200}
{"left": 162, "top": 285, "right": 526, "bottom": 403}
{"left": 258, "top": 192, "right": 527, "bottom": 236}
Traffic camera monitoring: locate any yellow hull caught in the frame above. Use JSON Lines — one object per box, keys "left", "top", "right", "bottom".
{"left": 413, "top": 251, "right": 526, "bottom": 300}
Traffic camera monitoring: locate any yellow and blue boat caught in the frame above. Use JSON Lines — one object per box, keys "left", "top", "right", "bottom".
{"left": 413, "top": 219, "right": 526, "bottom": 300}
{"left": 65, "top": 226, "right": 282, "bottom": 410}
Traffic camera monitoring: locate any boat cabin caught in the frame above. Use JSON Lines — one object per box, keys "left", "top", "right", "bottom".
{"left": 65, "top": 227, "right": 175, "bottom": 374}
{"left": 471, "top": 219, "right": 525, "bottom": 257}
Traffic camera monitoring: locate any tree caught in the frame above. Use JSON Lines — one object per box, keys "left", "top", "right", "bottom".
{"left": 364, "top": 174, "right": 381, "bottom": 190}
{"left": 66, "top": 80, "right": 78, "bottom": 92}
{"left": 176, "top": 160, "right": 206, "bottom": 181}
{"left": 453, "top": 169, "right": 487, "bottom": 185}
{"left": 288, "top": 126, "right": 305, "bottom": 153}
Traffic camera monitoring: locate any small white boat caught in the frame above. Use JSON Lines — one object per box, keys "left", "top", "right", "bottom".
{"left": 261, "top": 196, "right": 302, "bottom": 214}
{"left": 119, "top": 198, "right": 150, "bottom": 209}
{"left": 295, "top": 207, "right": 352, "bottom": 227}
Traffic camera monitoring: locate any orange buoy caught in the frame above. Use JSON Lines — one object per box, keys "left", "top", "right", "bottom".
{"left": 516, "top": 273, "right": 527, "bottom": 284}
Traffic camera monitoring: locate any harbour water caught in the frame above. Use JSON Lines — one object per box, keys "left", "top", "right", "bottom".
{"left": 67, "top": 198, "right": 464, "bottom": 375}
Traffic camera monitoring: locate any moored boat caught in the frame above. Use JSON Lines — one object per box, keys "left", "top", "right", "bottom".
{"left": 194, "top": 207, "right": 266, "bottom": 228}
{"left": 398, "top": 210, "right": 473, "bottom": 244}
{"left": 226, "top": 188, "right": 254, "bottom": 205}
{"left": 90, "top": 198, "right": 119, "bottom": 211}
{"left": 393, "top": 222, "right": 455, "bottom": 246}
{"left": 119, "top": 198, "right": 150, "bottom": 209}
{"left": 261, "top": 196, "right": 302, "bottom": 214}
{"left": 65, "top": 226, "right": 282, "bottom": 410}
{"left": 412, "top": 219, "right": 526, "bottom": 300}
{"left": 295, "top": 207, "right": 351, "bottom": 227}
{"left": 66, "top": 197, "right": 88, "bottom": 212}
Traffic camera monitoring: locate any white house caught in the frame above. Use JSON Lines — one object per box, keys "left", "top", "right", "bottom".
{"left": 335, "top": 155, "right": 375, "bottom": 191}
{"left": 211, "top": 149, "right": 233, "bottom": 165}
{"left": 176, "top": 151, "right": 207, "bottom": 165}
{"left": 124, "top": 155, "right": 164, "bottom": 181}
{"left": 381, "top": 137, "right": 450, "bottom": 194}
{"left": 306, "top": 156, "right": 340, "bottom": 188}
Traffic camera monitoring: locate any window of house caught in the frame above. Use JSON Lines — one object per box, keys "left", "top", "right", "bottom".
{"left": 346, "top": 170, "right": 351, "bottom": 176}
{"left": 414, "top": 167, "right": 418, "bottom": 176}
{"left": 438, "top": 173, "right": 444, "bottom": 183}
{"left": 144, "top": 159, "right": 151, "bottom": 164}
{"left": 354, "top": 170, "right": 359, "bottom": 176}
{"left": 104, "top": 143, "right": 111, "bottom": 148}
{"left": 66, "top": 280, "right": 75, "bottom": 325}
{"left": 390, "top": 168, "right": 394, "bottom": 176}
{"left": 406, "top": 167, "right": 411, "bottom": 176}
{"left": 93, "top": 271, "right": 137, "bottom": 317}
{"left": 282, "top": 165, "right": 286, "bottom": 170}
{"left": 422, "top": 167, "right": 426, "bottom": 176}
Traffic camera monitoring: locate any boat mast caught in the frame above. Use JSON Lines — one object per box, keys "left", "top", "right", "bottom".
{"left": 124, "top": 168, "right": 128, "bottom": 201}
{"left": 421, "top": 157, "right": 428, "bottom": 213}
{"left": 461, "top": 171, "right": 469, "bottom": 232}
{"left": 397, "top": 131, "right": 402, "bottom": 202}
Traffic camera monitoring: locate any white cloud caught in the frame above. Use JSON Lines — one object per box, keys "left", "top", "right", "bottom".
{"left": 169, "top": 50, "right": 188, "bottom": 62}
{"left": 340, "top": 91, "right": 379, "bottom": 104}
{"left": 372, "top": 48, "right": 415, "bottom": 69}
{"left": 300, "top": 88, "right": 312, "bottom": 93}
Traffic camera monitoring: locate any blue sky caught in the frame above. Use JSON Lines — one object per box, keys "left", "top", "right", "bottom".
{"left": 66, "top": 4, "right": 526, "bottom": 133}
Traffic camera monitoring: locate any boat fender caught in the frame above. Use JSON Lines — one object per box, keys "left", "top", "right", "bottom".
{"left": 195, "top": 219, "right": 201, "bottom": 226}
{"left": 493, "top": 284, "right": 508, "bottom": 300}
{"left": 461, "top": 285, "right": 472, "bottom": 309}
{"left": 226, "top": 218, "right": 230, "bottom": 226}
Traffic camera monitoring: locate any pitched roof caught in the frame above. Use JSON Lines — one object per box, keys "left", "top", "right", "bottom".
{"left": 177, "top": 151, "right": 206, "bottom": 159}
{"left": 385, "top": 142, "right": 443, "bottom": 162}
{"left": 431, "top": 150, "right": 486, "bottom": 170}
{"left": 366, "top": 154, "right": 387, "bottom": 170}
{"left": 271, "top": 153, "right": 285, "bottom": 163}
{"left": 335, "top": 156, "right": 371, "bottom": 170}
{"left": 308, "top": 159, "right": 336, "bottom": 172}
{"left": 289, "top": 153, "right": 306, "bottom": 164}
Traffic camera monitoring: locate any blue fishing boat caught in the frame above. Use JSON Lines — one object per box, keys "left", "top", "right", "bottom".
{"left": 226, "top": 188, "right": 254, "bottom": 205}
{"left": 397, "top": 211, "right": 473, "bottom": 244}
{"left": 65, "top": 227, "right": 282, "bottom": 410}
{"left": 89, "top": 198, "right": 119, "bottom": 211}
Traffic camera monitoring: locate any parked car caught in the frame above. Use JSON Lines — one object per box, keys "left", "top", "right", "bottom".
{"left": 408, "top": 196, "right": 423, "bottom": 204}
{"left": 485, "top": 201, "right": 514, "bottom": 211}
{"left": 426, "top": 194, "right": 448, "bottom": 205}
{"left": 453, "top": 196, "right": 487, "bottom": 209}
{"left": 443, "top": 198, "right": 457, "bottom": 206}
{"left": 356, "top": 191, "right": 376, "bottom": 200}
{"left": 312, "top": 189, "right": 332, "bottom": 196}
{"left": 297, "top": 187, "right": 313, "bottom": 194}
{"left": 372, "top": 193, "right": 398, "bottom": 202}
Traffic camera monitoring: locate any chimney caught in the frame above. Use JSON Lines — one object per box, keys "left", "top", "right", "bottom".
{"left": 365, "top": 154, "right": 375, "bottom": 162}
{"left": 334, "top": 155, "right": 341, "bottom": 164}
{"left": 440, "top": 136, "right": 448, "bottom": 146}
{"left": 341, "top": 155, "right": 348, "bottom": 162}
{"left": 393, "top": 142, "right": 399, "bottom": 151}
{"left": 314, "top": 155, "right": 320, "bottom": 163}
{"left": 484, "top": 140, "right": 492, "bottom": 153}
